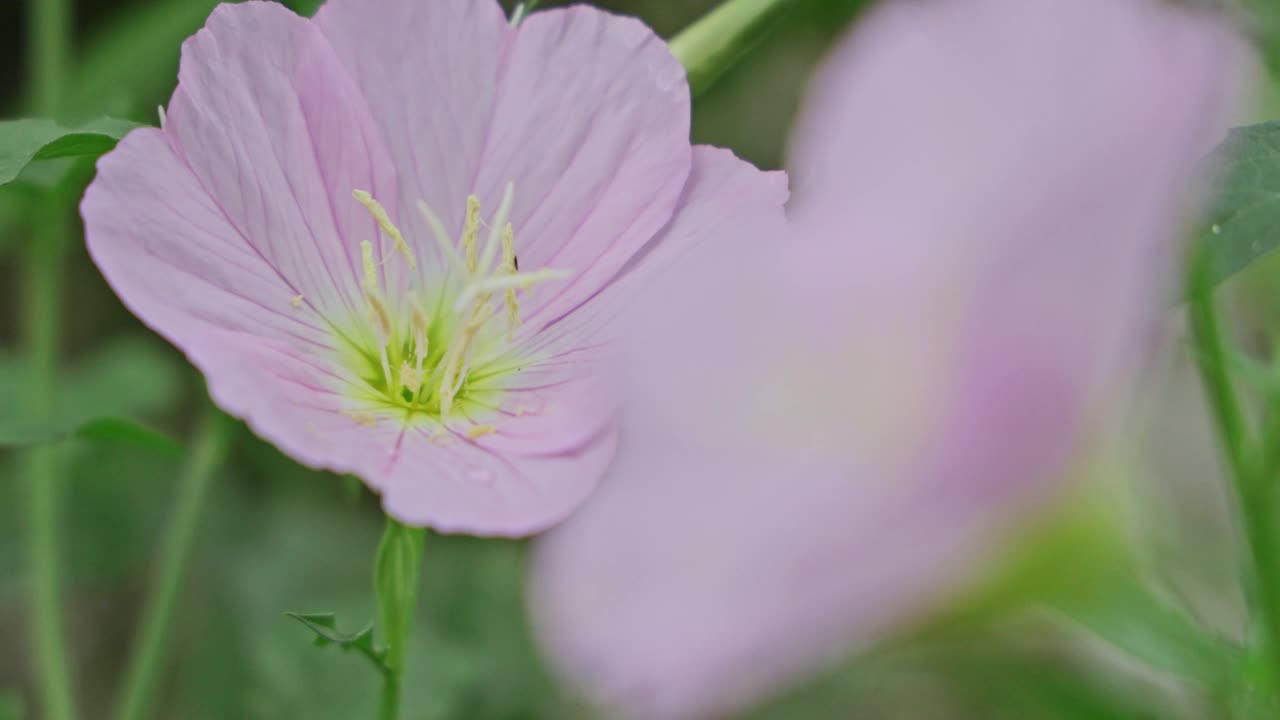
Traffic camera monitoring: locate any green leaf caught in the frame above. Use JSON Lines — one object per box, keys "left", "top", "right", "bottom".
{"left": 1198, "top": 122, "right": 1280, "bottom": 288}
{"left": 669, "top": 0, "right": 798, "bottom": 98}
{"left": 285, "top": 612, "right": 389, "bottom": 674}
{"left": 0, "top": 417, "right": 181, "bottom": 454}
{"left": 0, "top": 118, "right": 140, "bottom": 186}
{"left": 1056, "top": 581, "right": 1242, "bottom": 689}
{"left": 75, "top": 418, "right": 183, "bottom": 455}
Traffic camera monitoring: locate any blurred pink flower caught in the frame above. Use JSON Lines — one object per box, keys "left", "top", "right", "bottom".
{"left": 530, "top": 0, "right": 1252, "bottom": 714}
{"left": 81, "top": 0, "right": 775, "bottom": 535}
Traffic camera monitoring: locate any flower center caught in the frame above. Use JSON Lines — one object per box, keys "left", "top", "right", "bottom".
{"left": 333, "top": 184, "right": 568, "bottom": 426}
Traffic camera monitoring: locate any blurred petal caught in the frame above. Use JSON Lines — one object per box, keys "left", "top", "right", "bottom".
{"left": 531, "top": 0, "right": 1253, "bottom": 715}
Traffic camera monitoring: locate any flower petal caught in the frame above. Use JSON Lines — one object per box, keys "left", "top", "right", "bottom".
{"left": 315, "top": 0, "right": 510, "bottom": 273}
{"left": 530, "top": 0, "right": 1252, "bottom": 716}
{"left": 318, "top": 0, "right": 692, "bottom": 320}
{"left": 82, "top": 128, "right": 382, "bottom": 478}
{"left": 378, "top": 423, "right": 619, "bottom": 537}
{"left": 165, "top": 1, "right": 400, "bottom": 320}
{"left": 473, "top": 5, "right": 693, "bottom": 327}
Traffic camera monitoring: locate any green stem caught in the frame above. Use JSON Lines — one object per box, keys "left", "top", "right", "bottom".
{"left": 377, "top": 674, "right": 401, "bottom": 720}
{"left": 31, "top": 0, "right": 70, "bottom": 116}
{"left": 373, "top": 517, "right": 425, "bottom": 720}
{"left": 1187, "top": 252, "right": 1280, "bottom": 699}
{"left": 669, "top": 0, "right": 798, "bottom": 97}
{"left": 24, "top": 0, "right": 75, "bottom": 717}
{"left": 509, "top": 0, "right": 540, "bottom": 26}
{"left": 112, "top": 410, "right": 231, "bottom": 720}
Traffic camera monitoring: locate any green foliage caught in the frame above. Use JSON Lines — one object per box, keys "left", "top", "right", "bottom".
{"left": 1198, "top": 122, "right": 1280, "bottom": 288}
{"left": 0, "top": 118, "right": 139, "bottom": 186}
{"left": 670, "top": 0, "right": 798, "bottom": 97}
{"left": 1248, "top": 0, "right": 1280, "bottom": 78}
{"left": 285, "top": 612, "right": 390, "bottom": 675}
{"left": 0, "top": 336, "right": 183, "bottom": 452}
{"left": 0, "top": 417, "right": 180, "bottom": 454}
{"left": 1057, "top": 580, "right": 1242, "bottom": 690}
{"left": 0, "top": 691, "right": 22, "bottom": 720}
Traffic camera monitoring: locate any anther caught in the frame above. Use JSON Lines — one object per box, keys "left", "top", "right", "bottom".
{"left": 353, "top": 189, "right": 417, "bottom": 268}
{"left": 467, "top": 425, "right": 496, "bottom": 439}
{"left": 438, "top": 303, "right": 495, "bottom": 415}
{"left": 366, "top": 290, "right": 392, "bottom": 338}
{"left": 463, "top": 195, "right": 481, "bottom": 274}
{"left": 290, "top": 293, "right": 305, "bottom": 308}
{"left": 361, "top": 240, "right": 379, "bottom": 292}
{"left": 501, "top": 223, "right": 519, "bottom": 335}
{"left": 400, "top": 361, "right": 424, "bottom": 396}
{"left": 454, "top": 268, "right": 571, "bottom": 311}
{"left": 476, "top": 182, "right": 515, "bottom": 276}
{"left": 416, "top": 200, "right": 468, "bottom": 277}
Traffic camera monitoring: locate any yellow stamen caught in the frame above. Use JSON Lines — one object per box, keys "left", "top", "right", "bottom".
{"left": 407, "top": 291, "right": 431, "bottom": 371}
{"left": 361, "top": 240, "right": 379, "bottom": 292}
{"left": 366, "top": 290, "right": 392, "bottom": 338}
{"left": 454, "top": 268, "right": 570, "bottom": 311}
{"left": 353, "top": 189, "right": 417, "bottom": 269}
{"left": 290, "top": 293, "right": 305, "bottom": 308}
{"left": 501, "top": 222, "right": 519, "bottom": 335}
{"left": 400, "top": 361, "right": 424, "bottom": 396}
{"left": 476, "top": 182, "right": 514, "bottom": 276}
{"left": 463, "top": 195, "right": 481, "bottom": 274}
{"left": 416, "top": 199, "right": 468, "bottom": 276}
{"left": 343, "top": 409, "right": 377, "bottom": 427}
{"left": 437, "top": 302, "right": 495, "bottom": 415}
{"left": 467, "top": 424, "right": 496, "bottom": 439}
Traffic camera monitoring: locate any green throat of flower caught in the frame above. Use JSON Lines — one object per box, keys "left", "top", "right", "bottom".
{"left": 331, "top": 184, "right": 568, "bottom": 431}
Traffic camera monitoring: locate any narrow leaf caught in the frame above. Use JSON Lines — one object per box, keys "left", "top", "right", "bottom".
{"left": 1198, "top": 122, "right": 1280, "bottom": 288}
{"left": 0, "top": 118, "right": 140, "bottom": 186}
{"left": 0, "top": 417, "right": 180, "bottom": 454}
{"left": 74, "top": 418, "right": 183, "bottom": 455}
{"left": 285, "top": 612, "right": 389, "bottom": 673}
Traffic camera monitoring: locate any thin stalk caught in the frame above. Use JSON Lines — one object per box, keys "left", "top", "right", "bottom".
{"left": 23, "top": 0, "right": 75, "bottom": 717}
{"left": 668, "top": 0, "right": 798, "bottom": 97}
{"left": 113, "top": 410, "right": 231, "bottom": 720}
{"left": 509, "top": 0, "right": 540, "bottom": 26}
{"left": 1187, "top": 252, "right": 1280, "bottom": 697}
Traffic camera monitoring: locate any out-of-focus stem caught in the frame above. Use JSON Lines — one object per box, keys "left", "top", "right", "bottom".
{"left": 669, "top": 0, "right": 798, "bottom": 98}
{"left": 24, "top": 0, "right": 76, "bottom": 717}
{"left": 113, "top": 410, "right": 231, "bottom": 720}
{"left": 1187, "top": 249, "right": 1280, "bottom": 697}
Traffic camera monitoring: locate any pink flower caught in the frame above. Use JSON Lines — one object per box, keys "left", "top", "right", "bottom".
{"left": 529, "top": 0, "right": 1252, "bottom": 715}
{"left": 81, "top": 0, "right": 779, "bottom": 536}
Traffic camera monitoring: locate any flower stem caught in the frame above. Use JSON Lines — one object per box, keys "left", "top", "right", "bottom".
{"left": 373, "top": 517, "right": 426, "bottom": 720}
{"left": 24, "top": 0, "right": 75, "bottom": 716}
{"left": 112, "top": 409, "right": 231, "bottom": 720}
{"left": 1187, "top": 250, "right": 1280, "bottom": 697}
{"left": 669, "top": 0, "right": 797, "bottom": 97}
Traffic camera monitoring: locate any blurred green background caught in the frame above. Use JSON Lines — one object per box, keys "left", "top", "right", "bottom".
{"left": 2, "top": 0, "right": 1274, "bottom": 718}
